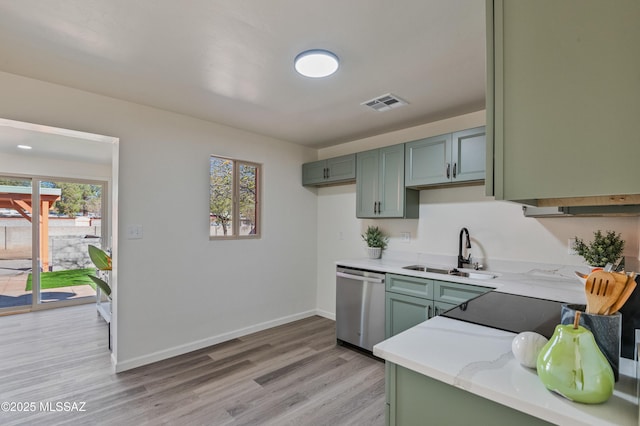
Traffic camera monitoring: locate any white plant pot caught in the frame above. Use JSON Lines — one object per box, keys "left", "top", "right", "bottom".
{"left": 367, "top": 247, "right": 382, "bottom": 259}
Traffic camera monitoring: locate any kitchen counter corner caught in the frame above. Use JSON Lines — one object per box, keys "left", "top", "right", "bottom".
{"left": 374, "top": 316, "right": 638, "bottom": 426}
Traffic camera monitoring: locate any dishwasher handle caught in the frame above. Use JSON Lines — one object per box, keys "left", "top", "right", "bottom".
{"left": 336, "top": 271, "right": 384, "bottom": 284}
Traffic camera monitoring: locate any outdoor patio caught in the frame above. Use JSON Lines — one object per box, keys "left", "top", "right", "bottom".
{"left": 0, "top": 259, "right": 95, "bottom": 309}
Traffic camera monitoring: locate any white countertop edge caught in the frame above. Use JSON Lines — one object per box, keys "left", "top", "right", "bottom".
{"left": 374, "top": 316, "right": 638, "bottom": 426}
{"left": 336, "top": 258, "right": 587, "bottom": 304}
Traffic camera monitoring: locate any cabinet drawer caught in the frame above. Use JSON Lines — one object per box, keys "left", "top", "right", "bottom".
{"left": 386, "top": 274, "right": 434, "bottom": 299}
{"left": 434, "top": 281, "right": 489, "bottom": 306}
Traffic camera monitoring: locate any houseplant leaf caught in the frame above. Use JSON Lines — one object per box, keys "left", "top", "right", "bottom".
{"left": 88, "top": 244, "right": 112, "bottom": 270}
{"left": 88, "top": 274, "right": 111, "bottom": 297}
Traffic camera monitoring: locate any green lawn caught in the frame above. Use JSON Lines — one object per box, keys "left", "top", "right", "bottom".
{"left": 25, "top": 268, "right": 97, "bottom": 291}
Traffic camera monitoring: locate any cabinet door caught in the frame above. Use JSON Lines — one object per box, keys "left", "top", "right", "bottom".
{"left": 433, "top": 300, "right": 457, "bottom": 317}
{"left": 326, "top": 154, "right": 356, "bottom": 182}
{"left": 386, "top": 292, "right": 433, "bottom": 338}
{"left": 301, "top": 160, "right": 327, "bottom": 185}
{"left": 356, "top": 149, "right": 379, "bottom": 217}
{"left": 452, "top": 127, "right": 485, "bottom": 183}
{"left": 434, "top": 281, "right": 489, "bottom": 306}
{"left": 488, "top": 0, "right": 640, "bottom": 202}
{"left": 405, "top": 133, "right": 452, "bottom": 186}
{"left": 387, "top": 363, "right": 553, "bottom": 426}
{"left": 378, "top": 144, "right": 406, "bottom": 217}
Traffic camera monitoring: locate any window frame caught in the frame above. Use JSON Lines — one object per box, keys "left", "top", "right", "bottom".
{"left": 209, "top": 155, "right": 261, "bottom": 240}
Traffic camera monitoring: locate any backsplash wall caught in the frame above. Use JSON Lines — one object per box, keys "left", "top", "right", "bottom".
{"left": 316, "top": 184, "right": 639, "bottom": 318}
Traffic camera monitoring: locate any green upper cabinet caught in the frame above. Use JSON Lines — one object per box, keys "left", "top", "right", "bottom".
{"left": 405, "top": 133, "right": 451, "bottom": 187}
{"left": 486, "top": 0, "right": 640, "bottom": 205}
{"left": 356, "top": 145, "right": 419, "bottom": 218}
{"left": 452, "top": 127, "right": 486, "bottom": 183}
{"left": 405, "top": 127, "right": 485, "bottom": 188}
{"left": 302, "top": 154, "right": 356, "bottom": 186}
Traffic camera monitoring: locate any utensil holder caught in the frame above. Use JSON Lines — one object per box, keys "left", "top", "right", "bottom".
{"left": 561, "top": 304, "right": 621, "bottom": 381}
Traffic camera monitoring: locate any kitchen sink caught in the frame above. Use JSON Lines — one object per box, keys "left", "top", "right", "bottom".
{"left": 403, "top": 265, "right": 450, "bottom": 274}
{"left": 463, "top": 271, "right": 498, "bottom": 280}
{"left": 402, "top": 265, "right": 497, "bottom": 280}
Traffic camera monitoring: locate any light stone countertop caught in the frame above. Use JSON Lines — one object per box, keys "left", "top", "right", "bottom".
{"left": 374, "top": 317, "right": 637, "bottom": 426}
{"left": 336, "top": 256, "right": 638, "bottom": 425}
{"left": 336, "top": 256, "right": 587, "bottom": 304}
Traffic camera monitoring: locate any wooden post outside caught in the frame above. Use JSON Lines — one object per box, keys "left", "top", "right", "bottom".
{"left": 41, "top": 200, "right": 49, "bottom": 272}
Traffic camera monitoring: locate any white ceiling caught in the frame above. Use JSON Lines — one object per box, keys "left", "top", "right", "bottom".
{"left": 0, "top": 0, "right": 486, "bottom": 148}
{"left": 0, "top": 119, "right": 114, "bottom": 165}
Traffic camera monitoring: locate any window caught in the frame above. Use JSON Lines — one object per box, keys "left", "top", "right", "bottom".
{"left": 210, "top": 156, "right": 260, "bottom": 239}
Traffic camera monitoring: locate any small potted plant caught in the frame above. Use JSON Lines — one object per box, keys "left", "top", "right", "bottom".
{"left": 574, "top": 230, "right": 625, "bottom": 268}
{"left": 362, "top": 226, "right": 388, "bottom": 259}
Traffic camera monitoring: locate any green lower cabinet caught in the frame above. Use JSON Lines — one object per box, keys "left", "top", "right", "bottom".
{"left": 434, "top": 280, "right": 488, "bottom": 306}
{"left": 386, "top": 274, "right": 434, "bottom": 299}
{"left": 385, "top": 292, "right": 433, "bottom": 339}
{"left": 385, "top": 273, "right": 492, "bottom": 338}
{"left": 433, "top": 300, "right": 457, "bottom": 317}
{"left": 386, "top": 363, "right": 552, "bottom": 426}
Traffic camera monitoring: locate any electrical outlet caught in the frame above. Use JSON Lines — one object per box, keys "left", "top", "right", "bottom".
{"left": 400, "top": 232, "right": 411, "bottom": 243}
{"left": 568, "top": 238, "right": 577, "bottom": 255}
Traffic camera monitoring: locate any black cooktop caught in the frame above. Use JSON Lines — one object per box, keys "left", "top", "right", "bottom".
{"left": 441, "top": 291, "right": 563, "bottom": 339}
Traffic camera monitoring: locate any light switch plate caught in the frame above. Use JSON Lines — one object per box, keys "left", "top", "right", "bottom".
{"left": 127, "top": 224, "right": 143, "bottom": 239}
{"left": 400, "top": 232, "right": 411, "bottom": 243}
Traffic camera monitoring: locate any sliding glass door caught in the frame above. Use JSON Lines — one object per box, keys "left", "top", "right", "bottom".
{"left": 0, "top": 176, "right": 106, "bottom": 313}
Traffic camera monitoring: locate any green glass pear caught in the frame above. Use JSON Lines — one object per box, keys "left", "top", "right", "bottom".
{"left": 536, "top": 320, "right": 614, "bottom": 404}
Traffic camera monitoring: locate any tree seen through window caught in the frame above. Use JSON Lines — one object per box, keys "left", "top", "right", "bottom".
{"left": 209, "top": 156, "right": 259, "bottom": 238}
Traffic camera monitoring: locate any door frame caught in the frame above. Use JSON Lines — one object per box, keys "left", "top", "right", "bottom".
{"left": 0, "top": 118, "right": 118, "bottom": 361}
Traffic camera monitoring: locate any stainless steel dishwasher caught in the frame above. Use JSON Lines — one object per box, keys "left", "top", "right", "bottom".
{"left": 336, "top": 266, "right": 386, "bottom": 352}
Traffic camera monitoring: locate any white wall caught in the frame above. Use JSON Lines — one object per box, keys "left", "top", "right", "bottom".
{"left": 0, "top": 71, "right": 319, "bottom": 371}
{"left": 316, "top": 111, "right": 640, "bottom": 317}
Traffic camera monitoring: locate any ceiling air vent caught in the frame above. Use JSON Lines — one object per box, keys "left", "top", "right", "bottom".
{"left": 361, "top": 93, "right": 408, "bottom": 112}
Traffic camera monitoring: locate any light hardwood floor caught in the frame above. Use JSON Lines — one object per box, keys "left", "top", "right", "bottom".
{"left": 0, "top": 305, "right": 385, "bottom": 425}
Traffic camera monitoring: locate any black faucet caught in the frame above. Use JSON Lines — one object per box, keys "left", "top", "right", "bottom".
{"left": 457, "top": 227, "right": 472, "bottom": 269}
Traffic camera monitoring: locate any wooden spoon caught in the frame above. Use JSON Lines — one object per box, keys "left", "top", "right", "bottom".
{"left": 611, "top": 271, "right": 629, "bottom": 286}
{"left": 584, "top": 271, "right": 623, "bottom": 314}
{"left": 607, "top": 272, "right": 637, "bottom": 314}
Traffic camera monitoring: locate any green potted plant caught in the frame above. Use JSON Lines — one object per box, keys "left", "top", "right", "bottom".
{"left": 573, "top": 230, "right": 624, "bottom": 268}
{"left": 362, "top": 226, "right": 388, "bottom": 259}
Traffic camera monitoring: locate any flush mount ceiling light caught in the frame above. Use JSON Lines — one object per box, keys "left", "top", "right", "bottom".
{"left": 17, "top": 144, "right": 32, "bottom": 150}
{"left": 294, "top": 49, "right": 339, "bottom": 78}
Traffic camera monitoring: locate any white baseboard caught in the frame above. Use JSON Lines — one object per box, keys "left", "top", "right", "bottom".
{"left": 114, "top": 310, "right": 317, "bottom": 373}
{"left": 314, "top": 308, "right": 335, "bottom": 321}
